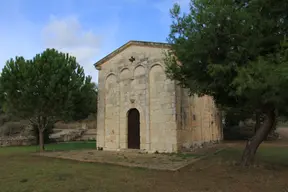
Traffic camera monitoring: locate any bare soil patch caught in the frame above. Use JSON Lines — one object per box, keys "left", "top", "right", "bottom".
{"left": 38, "top": 145, "right": 224, "bottom": 171}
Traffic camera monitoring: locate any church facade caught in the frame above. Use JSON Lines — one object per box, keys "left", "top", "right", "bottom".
{"left": 94, "top": 40, "right": 223, "bottom": 153}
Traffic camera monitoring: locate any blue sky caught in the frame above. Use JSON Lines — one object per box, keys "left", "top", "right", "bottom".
{"left": 0, "top": 0, "right": 190, "bottom": 82}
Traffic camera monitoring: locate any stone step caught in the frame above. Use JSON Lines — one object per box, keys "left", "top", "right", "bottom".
{"left": 119, "top": 148, "right": 147, "bottom": 153}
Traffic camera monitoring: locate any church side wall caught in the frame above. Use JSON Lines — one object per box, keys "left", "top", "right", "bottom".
{"left": 176, "top": 86, "right": 223, "bottom": 151}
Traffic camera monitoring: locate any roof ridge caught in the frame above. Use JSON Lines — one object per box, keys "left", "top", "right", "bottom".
{"left": 94, "top": 40, "right": 170, "bottom": 68}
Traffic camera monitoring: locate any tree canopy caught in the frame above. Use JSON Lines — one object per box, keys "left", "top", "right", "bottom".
{"left": 165, "top": 0, "right": 288, "bottom": 165}
{"left": 0, "top": 48, "right": 97, "bottom": 151}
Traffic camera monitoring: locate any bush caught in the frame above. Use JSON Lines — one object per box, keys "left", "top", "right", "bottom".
{"left": 0, "top": 114, "right": 11, "bottom": 126}
{"left": 223, "top": 125, "right": 254, "bottom": 140}
{"left": 222, "top": 107, "right": 257, "bottom": 140}
{"left": 0, "top": 122, "right": 27, "bottom": 136}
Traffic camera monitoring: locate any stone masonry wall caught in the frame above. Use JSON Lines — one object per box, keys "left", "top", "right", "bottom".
{"left": 176, "top": 87, "right": 223, "bottom": 151}
{"left": 96, "top": 45, "right": 177, "bottom": 153}
{"left": 0, "top": 136, "right": 36, "bottom": 147}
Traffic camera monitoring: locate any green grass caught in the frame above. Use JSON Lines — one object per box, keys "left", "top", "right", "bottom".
{"left": 0, "top": 141, "right": 96, "bottom": 155}
{"left": 0, "top": 143, "right": 288, "bottom": 192}
{"left": 220, "top": 145, "right": 288, "bottom": 166}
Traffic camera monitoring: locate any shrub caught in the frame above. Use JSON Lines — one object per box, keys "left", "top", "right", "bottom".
{"left": 0, "top": 122, "right": 27, "bottom": 136}
{"left": 0, "top": 114, "right": 11, "bottom": 126}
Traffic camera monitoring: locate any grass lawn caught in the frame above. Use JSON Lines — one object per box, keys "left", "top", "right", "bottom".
{"left": 0, "top": 141, "right": 96, "bottom": 155}
{"left": 221, "top": 145, "right": 288, "bottom": 166}
{"left": 0, "top": 142, "right": 287, "bottom": 192}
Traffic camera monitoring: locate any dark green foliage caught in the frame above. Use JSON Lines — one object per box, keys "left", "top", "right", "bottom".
{"left": 1, "top": 50, "right": 80, "bottom": 119}
{"left": 71, "top": 81, "right": 98, "bottom": 121}
{"left": 222, "top": 107, "right": 254, "bottom": 140}
{"left": 223, "top": 107, "right": 251, "bottom": 128}
{"left": 223, "top": 126, "right": 252, "bottom": 140}
{"left": 0, "top": 48, "right": 97, "bottom": 150}
{"left": 165, "top": 0, "right": 288, "bottom": 164}
{"left": 165, "top": 0, "right": 288, "bottom": 111}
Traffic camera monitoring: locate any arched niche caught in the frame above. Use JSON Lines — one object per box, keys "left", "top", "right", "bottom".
{"left": 149, "top": 64, "right": 165, "bottom": 97}
{"left": 133, "top": 65, "right": 146, "bottom": 91}
{"left": 104, "top": 73, "right": 119, "bottom": 149}
{"left": 134, "top": 65, "right": 146, "bottom": 77}
{"left": 149, "top": 64, "right": 166, "bottom": 148}
{"left": 119, "top": 68, "right": 131, "bottom": 104}
{"left": 120, "top": 68, "right": 131, "bottom": 80}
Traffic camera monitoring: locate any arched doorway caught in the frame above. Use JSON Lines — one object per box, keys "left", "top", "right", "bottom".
{"left": 127, "top": 108, "right": 140, "bottom": 149}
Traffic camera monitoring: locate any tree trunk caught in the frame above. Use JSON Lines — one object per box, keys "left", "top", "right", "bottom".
{"left": 254, "top": 112, "right": 261, "bottom": 134}
{"left": 38, "top": 130, "right": 45, "bottom": 152}
{"left": 241, "top": 108, "right": 275, "bottom": 166}
{"left": 270, "top": 110, "right": 278, "bottom": 133}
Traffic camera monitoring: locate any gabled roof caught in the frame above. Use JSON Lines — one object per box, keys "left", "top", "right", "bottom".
{"left": 93, "top": 40, "right": 171, "bottom": 68}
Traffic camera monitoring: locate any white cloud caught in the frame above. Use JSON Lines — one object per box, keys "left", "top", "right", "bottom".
{"left": 41, "top": 15, "right": 102, "bottom": 81}
{"left": 0, "top": 12, "right": 119, "bottom": 83}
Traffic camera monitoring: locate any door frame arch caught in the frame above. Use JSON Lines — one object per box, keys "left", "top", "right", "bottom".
{"left": 127, "top": 108, "right": 140, "bottom": 149}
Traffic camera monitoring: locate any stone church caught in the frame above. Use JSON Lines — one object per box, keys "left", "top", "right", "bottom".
{"left": 94, "top": 40, "right": 223, "bottom": 153}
